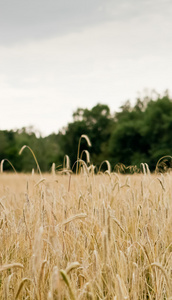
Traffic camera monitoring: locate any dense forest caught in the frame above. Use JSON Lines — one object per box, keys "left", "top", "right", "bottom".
{"left": 1, "top": 90, "right": 172, "bottom": 173}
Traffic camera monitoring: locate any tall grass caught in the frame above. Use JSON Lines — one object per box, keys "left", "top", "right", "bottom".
{"left": 0, "top": 170, "right": 172, "bottom": 299}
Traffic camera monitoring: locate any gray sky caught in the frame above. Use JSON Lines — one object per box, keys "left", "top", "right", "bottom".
{"left": 1, "top": 0, "right": 172, "bottom": 136}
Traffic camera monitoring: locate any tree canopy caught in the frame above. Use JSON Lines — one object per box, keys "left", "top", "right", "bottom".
{"left": 1, "top": 91, "right": 172, "bottom": 173}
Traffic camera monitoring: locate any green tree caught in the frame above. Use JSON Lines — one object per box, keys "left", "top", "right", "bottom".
{"left": 60, "top": 104, "right": 113, "bottom": 169}
{"left": 109, "top": 92, "right": 172, "bottom": 171}
{"left": 140, "top": 94, "right": 172, "bottom": 169}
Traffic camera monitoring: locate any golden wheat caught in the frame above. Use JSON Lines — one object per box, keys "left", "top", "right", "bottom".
{"left": 0, "top": 172, "right": 171, "bottom": 299}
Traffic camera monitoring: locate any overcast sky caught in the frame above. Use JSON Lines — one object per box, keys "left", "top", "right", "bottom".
{"left": 1, "top": 0, "right": 172, "bottom": 136}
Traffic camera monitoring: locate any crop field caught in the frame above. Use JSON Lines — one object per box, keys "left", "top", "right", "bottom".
{"left": 0, "top": 171, "right": 172, "bottom": 299}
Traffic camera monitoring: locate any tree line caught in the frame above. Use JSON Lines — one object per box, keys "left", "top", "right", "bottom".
{"left": 1, "top": 90, "right": 172, "bottom": 173}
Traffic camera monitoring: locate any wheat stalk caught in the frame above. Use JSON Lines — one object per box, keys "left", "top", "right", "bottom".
{"left": 0, "top": 263, "right": 23, "bottom": 272}
{"left": 98, "top": 160, "right": 111, "bottom": 173}
{"left": 19, "top": 145, "right": 42, "bottom": 176}
{"left": 65, "top": 262, "right": 80, "bottom": 274}
{"left": 1, "top": 159, "right": 17, "bottom": 173}
{"left": 76, "top": 134, "right": 91, "bottom": 174}
{"left": 60, "top": 269, "right": 76, "bottom": 300}
{"left": 15, "top": 278, "right": 33, "bottom": 299}
{"left": 58, "top": 213, "right": 87, "bottom": 227}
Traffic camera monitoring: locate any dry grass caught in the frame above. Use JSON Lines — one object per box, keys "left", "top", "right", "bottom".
{"left": 0, "top": 172, "right": 172, "bottom": 299}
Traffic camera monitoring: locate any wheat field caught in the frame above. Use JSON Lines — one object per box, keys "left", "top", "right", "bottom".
{"left": 0, "top": 171, "right": 172, "bottom": 299}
